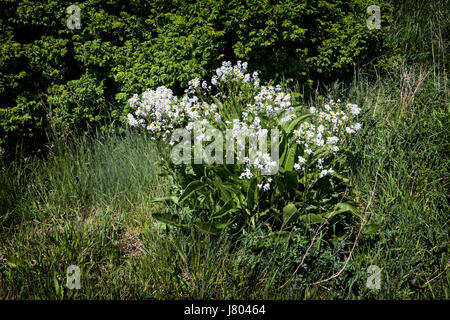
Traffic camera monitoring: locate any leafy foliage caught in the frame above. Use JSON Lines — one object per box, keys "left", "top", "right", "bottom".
{"left": 129, "top": 61, "right": 363, "bottom": 234}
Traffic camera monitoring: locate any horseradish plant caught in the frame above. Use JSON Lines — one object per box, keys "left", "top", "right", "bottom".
{"left": 128, "top": 61, "right": 362, "bottom": 234}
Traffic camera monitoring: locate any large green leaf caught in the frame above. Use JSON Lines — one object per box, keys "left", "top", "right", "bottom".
{"left": 285, "top": 170, "right": 299, "bottom": 191}
{"left": 331, "top": 171, "right": 350, "bottom": 183}
{"left": 247, "top": 178, "right": 258, "bottom": 209}
{"left": 282, "top": 203, "right": 297, "bottom": 225}
{"left": 194, "top": 221, "right": 220, "bottom": 235}
{"left": 362, "top": 223, "right": 380, "bottom": 235}
{"left": 152, "top": 212, "right": 186, "bottom": 227}
{"left": 283, "top": 113, "right": 314, "bottom": 135}
{"left": 212, "top": 199, "right": 236, "bottom": 220}
{"left": 284, "top": 143, "right": 297, "bottom": 171}
{"left": 278, "top": 134, "right": 288, "bottom": 165}
{"left": 324, "top": 202, "right": 362, "bottom": 219}
{"left": 213, "top": 165, "right": 235, "bottom": 181}
{"left": 299, "top": 214, "right": 326, "bottom": 224}
{"left": 151, "top": 196, "right": 179, "bottom": 205}
{"left": 270, "top": 230, "right": 292, "bottom": 245}
{"left": 212, "top": 96, "right": 238, "bottom": 121}
{"left": 179, "top": 180, "right": 205, "bottom": 203}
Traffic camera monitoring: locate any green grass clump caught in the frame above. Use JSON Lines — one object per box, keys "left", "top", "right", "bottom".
{"left": 0, "top": 130, "right": 167, "bottom": 298}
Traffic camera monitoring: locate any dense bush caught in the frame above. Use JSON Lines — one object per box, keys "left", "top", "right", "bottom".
{"left": 0, "top": 0, "right": 393, "bottom": 152}
{"left": 129, "top": 61, "right": 363, "bottom": 235}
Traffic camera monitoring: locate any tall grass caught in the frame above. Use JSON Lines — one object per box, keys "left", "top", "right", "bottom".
{"left": 0, "top": 130, "right": 167, "bottom": 298}
{"left": 345, "top": 65, "right": 448, "bottom": 299}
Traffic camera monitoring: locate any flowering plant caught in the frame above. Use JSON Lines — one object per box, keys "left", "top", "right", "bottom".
{"left": 128, "top": 61, "right": 362, "bottom": 234}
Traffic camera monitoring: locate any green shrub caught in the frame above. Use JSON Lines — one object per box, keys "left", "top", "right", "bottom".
{"left": 47, "top": 73, "right": 107, "bottom": 132}
{"left": 129, "top": 61, "right": 363, "bottom": 235}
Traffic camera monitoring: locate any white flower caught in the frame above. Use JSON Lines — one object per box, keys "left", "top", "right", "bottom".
{"left": 315, "top": 138, "right": 325, "bottom": 147}
{"left": 128, "top": 94, "right": 140, "bottom": 107}
{"left": 317, "top": 124, "right": 325, "bottom": 133}
{"left": 345, "top": 127, "right": 355, "bottom": 134}
{"left": 127, "top": 61, "right": 362, "bottom": 183}
{"left": 347, "top": 103, "right": 361, "bottom": 116}
{"left": 317, "top": 158, "right": 324, "bottom": 169}
{"left": 319, "top": 169, "right": 328, "bottom": 178}
{"left": 127, "top": 114, "right": 139, "bottom": 127}
{"left": 185, "top": 122, "right": 195, "bottom": 131}
{"left": 189, "top": 77, "right": 200, "bottom": 88}
{"left": 327, "top": 136, "right": 339, "bottom": 144}
{"left": 239, "top": 167, "right": 253, "bottom": 180}
{"left": 319, "top": 168, "right": 334, "bottom": 178}
{"left": 252, "top": 71, "right": 260, "bottom": 87}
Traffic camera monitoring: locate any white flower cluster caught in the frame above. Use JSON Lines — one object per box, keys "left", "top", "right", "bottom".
{"left": 127, "top": 87, "right": 178, "bottom": 134}
{"left": 257, "top": 177, "right": 273, "bottom": 191}
{"left": 127, "top": 61, "right": 285, "bottom": 179}
{"left": 292, "top": 99, "right": 362, "bottom": 177}
{"left": 227, "top": 118, "right": 278, "bottom": 177}
{"left": 210, "top": 60, "right": 259, "bottom": 87}
{"left": 127, "top": 61, "right": 362, "bottom": 183}
{"left": 127, "top": 85, "right": 223, "bottom": 140}
{"left": 127, "top": 61, "right": 265, "bottom": 139}
{"left": 246, "top": 84, "right": 293, "bottom": 118}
